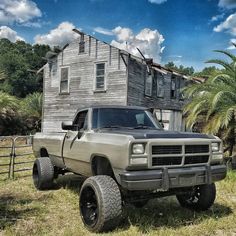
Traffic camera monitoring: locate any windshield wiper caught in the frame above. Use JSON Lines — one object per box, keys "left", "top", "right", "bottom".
{"left": 133, "top": 125, "right": 155, "bottom": 129}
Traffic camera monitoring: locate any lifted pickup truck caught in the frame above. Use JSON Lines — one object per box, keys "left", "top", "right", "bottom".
{"left": 32, "top": 105, "right": 227, "bottom": 232}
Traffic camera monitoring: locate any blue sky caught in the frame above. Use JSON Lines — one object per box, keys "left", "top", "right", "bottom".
{"left": 1, "top": 0, "right": 236, "bottom": 71}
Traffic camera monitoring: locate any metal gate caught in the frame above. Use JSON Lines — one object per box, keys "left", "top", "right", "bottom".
{"left": 0, "top": 136, "right": 14, "bottom": 178}
{"left": 12, "top": 136, "right": 34, "bottom": 178}
{"left": 0, "top": 135, "right": 34, "bottom": 179}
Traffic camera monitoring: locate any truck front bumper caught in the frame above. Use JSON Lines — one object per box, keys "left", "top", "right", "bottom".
{"left": 120, "top": 164, "right": 227, "bottom": 191}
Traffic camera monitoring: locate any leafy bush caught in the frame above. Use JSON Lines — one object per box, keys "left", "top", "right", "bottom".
{"left": 0, "top": 92, "right": 42, "bottom": 135}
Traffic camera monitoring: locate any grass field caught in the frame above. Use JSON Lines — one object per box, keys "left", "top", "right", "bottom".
{"left": 0, "top": 142, "right": 236, "bottom": 236}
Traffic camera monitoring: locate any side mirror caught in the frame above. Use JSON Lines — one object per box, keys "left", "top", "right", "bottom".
{"left": 78, "top": 130, "right": 84, "bottom": 139}
{"left": 159, "top": 120, "right": 165, "bottom": 128}
{"left": 61, "top": 121, "right": 73, "bottom": 130}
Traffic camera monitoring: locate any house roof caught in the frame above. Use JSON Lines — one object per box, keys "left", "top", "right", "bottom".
{"left": 37, "top": 28, "right": 200, "bottom": 80}
{"left": 191, "top": 76, "right": 208, "bottom": 83}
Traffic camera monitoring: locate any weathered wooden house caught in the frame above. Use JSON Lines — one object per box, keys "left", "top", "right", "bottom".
{"left": 39, "top": 29, "right": 188, "bottom": 133}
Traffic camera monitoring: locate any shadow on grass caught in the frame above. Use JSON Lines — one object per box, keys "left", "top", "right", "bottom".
{"left": 0, "top": 194, "right": 42, "bottom": 230}
{"left": 51, "top": 174, "right": 233, "bottom": 233}
{"left": 121, "top": 198, "right": 233, "bottom": 233}
{"left": 54, "top": 173, "right": 86, "bottom": 193}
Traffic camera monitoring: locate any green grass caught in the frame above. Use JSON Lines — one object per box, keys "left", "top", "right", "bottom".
{"left": 0, "top": 141, "right": 236, "bottom": 235}
{"left": 0, "top": 173, "right": 236, "bottom": 236}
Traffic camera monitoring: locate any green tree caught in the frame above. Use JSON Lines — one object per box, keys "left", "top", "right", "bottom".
{"left": 0, "top": 91, "right": 43, "bottom": 135}
{"left": 0, "top": 91, "right": 22, "bottom": 135}
{"left": 0, "top": 91, "right": 18, "bottom": 111}
{"left": 184, "top": 50, "right": 236, "bottom": 155}
{"left": 21, "top": 92, "right": 42, "bottom": 132}
{"left": 0, "top": 39, "right": 50, "bottom": 97}
{"left": 165, "top": 61, "right": 194, "bottom": 75}
{"left": 193, "top": 66, "right": 220, "bottom": 78}
{"left": 0, "top": 70, "right": 5, "bottom": 82}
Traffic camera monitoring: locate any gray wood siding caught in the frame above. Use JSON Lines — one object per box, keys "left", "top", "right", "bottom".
{"left": 127, "top": 57, "right": 185, "bottom": 111}
{"left": 42, "top": 33, "right": 188, "bottom": 133}
{"left": 42, "top": 35, "right": 127, "bottom": 132}
{"left": 127, "top": 58, "right": 186, "bottom": 131}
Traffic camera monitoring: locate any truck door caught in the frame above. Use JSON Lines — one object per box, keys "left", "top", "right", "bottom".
{"left": 62, "top": 109, "right": 91, "bottom": 176}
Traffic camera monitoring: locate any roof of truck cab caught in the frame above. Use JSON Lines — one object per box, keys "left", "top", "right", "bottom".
{"left": 77, "top": 105, "right": 149, "bottom": 112}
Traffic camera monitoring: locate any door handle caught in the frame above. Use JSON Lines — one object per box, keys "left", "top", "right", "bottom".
{"left": 66, "top": 134, "right": 70, "bottom": 139}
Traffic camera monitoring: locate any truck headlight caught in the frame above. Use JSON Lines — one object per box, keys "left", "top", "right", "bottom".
{"left": 211, "top": 142, "right": 220, "bottom": 152}
{"left": 132, "top": 144, "right": 145, "bottom": 154}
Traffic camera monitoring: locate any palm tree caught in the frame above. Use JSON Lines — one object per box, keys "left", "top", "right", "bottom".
{"left": 0, "top": 70, "right": 5, "bottom": 81}
{"left": 0, "top": 91, "right": 20, "bottom": 135}
{"left": 184, "top": 50, "right": 236, "bottom": 155}
{"left": 21, "top": 92, "right": 42, "bottom": 131}
{"left": 0, "top": 91, "right": 19, "bottom": 112}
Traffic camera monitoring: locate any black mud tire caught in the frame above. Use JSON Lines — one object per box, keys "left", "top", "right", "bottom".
{"left": 32, "top": 157, "right": 54, "bottom": 190}
{"left": 79, "top": 175, "right": 122, "bottom": 233}
{"left": 131, "top": 200, "right": 149, "bottom": 208}
{"left": 176, "top": 183, "right": 216, "bottom": 211}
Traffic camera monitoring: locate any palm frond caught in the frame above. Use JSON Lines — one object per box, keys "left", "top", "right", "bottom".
{"left": 0, "top": 92, "right": 19, "bottom": 111}
{"left": 0, "top": 70, "right": 6, "bottom": 81}
{"left": 213, "top": 50, "right": 236, "bottom": 62}
{"left": 21, "top": 92, "right": 42, "bottom": 118}
{"left": 206, "top": 59, "right": 234, "bottom": 73}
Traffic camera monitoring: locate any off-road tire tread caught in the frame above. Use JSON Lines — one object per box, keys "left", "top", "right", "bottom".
{"left": 80, "top": 175, "right": 122, "bottom": 232}
{"left": 33, "top": 157, "right": 54, "bottom": 190}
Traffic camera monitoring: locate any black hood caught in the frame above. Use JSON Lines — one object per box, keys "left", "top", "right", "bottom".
{"left": 98, "top": 128, "right": 215, "bottom": 140}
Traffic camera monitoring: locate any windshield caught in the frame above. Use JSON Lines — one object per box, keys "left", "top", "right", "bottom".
{"left": 92, "top": 108, "right": 162, "bottom": 129}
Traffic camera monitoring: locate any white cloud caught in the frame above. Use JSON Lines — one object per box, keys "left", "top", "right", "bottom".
{"left": 34, "top": 22, "right": 79, "bottom": 47}
{"left": 0, "top": 0, "right": 41, "bottom": 25}
{"left": 111, "top": 27, "right": 165, "bottom": 63}
{"left": 21, "top": 21, "right": 42, "bottom": 28}
{"left": 148, "top": 0, "right": 167, "bottom": 4}
{"left": 167, "top": 55, "right": 182, "bottom": 58}
{"left": 211, "top": 13, "right": 225, "bottom": 22}
{"left": 94, "top": 27, "right": 114, "bottom": 36}
{"left": 218, "top": 0, "right": 236, "bottom": 9}
{"left": 214, "top": 13, "right": 236, "bottom": 35}
{"left": 112, "top": 26, "right": 134, "bottom": 41}
{"left": 21, "top": 19, "right": 50, "bottom": 28}
{"left": 0, "top": 26, "right": 24, "bottom": 42}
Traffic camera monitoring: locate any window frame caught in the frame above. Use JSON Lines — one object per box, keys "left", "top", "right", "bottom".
{"left": 156, "top": 73, "right": 165, "bottom": 98}
{"left": 79, "top": 34, "right": 85, "bottom": 54}
{"left": 170, "top": 76, "right": 177, "bottom": 99}
{"left": 94, "top": 62, "right": 107, "bottom": 92}
{"left": 59, "top": 66, "right": 70, "bottom": 94}
{"left": 179, "top": 77, "right": 185, "bottom": 101}
{"left": 145, "top": 73, "right": 153, "bottom": 97}
{"left": 50, "top": 58, "right": 58, "bottom": 78}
